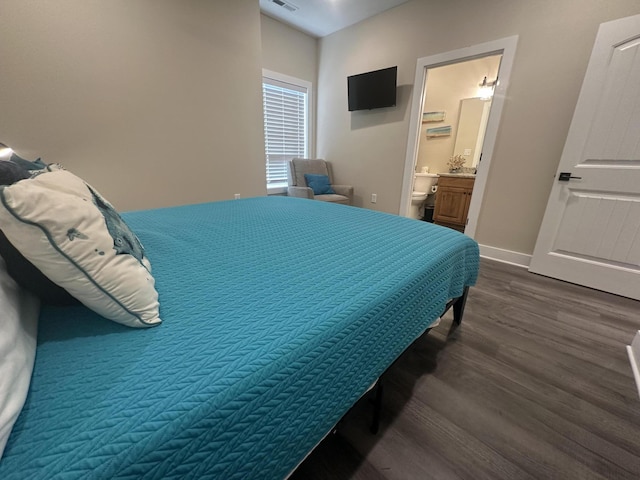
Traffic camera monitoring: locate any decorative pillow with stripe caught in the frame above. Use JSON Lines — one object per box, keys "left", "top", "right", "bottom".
{"left": 0, "top": 168, "right": 160, "bottom": 328}
{"left": 0, "top": 158, "right": 79, "bottom": 305}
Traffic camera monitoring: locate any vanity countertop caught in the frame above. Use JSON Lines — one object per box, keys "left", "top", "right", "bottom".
{"left": 437, "top": 172, "right": 476, "bottom": 179}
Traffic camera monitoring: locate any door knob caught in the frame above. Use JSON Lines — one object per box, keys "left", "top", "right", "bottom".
{"left": 558, "top": 172, "right": 582, "bottom": 182}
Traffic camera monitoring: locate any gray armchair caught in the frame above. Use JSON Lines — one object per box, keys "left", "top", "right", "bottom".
{"left": 287, "top": 158, "right": 353, "bottom": 205}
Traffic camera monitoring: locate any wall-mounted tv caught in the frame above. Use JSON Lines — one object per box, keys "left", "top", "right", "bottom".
{"left": 347, "top": 66, "right": 397, "bottom": 112}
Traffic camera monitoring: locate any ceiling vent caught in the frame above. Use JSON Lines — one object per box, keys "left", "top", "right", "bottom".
{"left": 272, "top": 0, "right": 298, "bottom": 13}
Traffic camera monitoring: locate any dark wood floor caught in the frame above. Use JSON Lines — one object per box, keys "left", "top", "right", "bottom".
{"left": 291, "top": 258, "right": 640, "bottom": 480}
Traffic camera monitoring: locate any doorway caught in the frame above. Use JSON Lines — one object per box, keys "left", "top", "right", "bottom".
{"left": 400, "top": 36, "right": 518, "bottom": 238}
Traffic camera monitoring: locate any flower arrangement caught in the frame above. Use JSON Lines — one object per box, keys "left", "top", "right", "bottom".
{"left": 447, "top": 154, "right": 466, "bottom": 172}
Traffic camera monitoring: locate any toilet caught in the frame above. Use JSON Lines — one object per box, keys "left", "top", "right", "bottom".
{"left": 410, "top": 173, "right": 439, "bottom": 220}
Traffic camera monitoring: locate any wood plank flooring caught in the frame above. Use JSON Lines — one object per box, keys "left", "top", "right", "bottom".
{"left": 290, "top": 258, "right": 640, "bottom": 480}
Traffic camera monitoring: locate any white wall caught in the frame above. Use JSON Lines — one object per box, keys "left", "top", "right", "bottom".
{"left": 316, "top": 0, "right": 640, "bottom": 255}
{"left": 0, "top": 0, "right": 266, "bottom": 211}
{"left": 417, "top": 56, "right": 501, "bottom": 175}
{"left": 260, "top": 14, "right": 318, "bottom": 157}
{"left": 260, "top": 14, "right": 317, "bottom": 86}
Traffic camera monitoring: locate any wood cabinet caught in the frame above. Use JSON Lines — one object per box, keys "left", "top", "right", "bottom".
{"left": 433, "top": 176, "right": 475, "bottom": 232}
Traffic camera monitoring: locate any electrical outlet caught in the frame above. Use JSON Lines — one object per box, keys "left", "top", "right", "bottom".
{"left": 371, "top": 193, "right": 377, "bottom": 203}
{"left": 463, "top": 148, "right": 472, "bottom": 156}
{"left": 234, "top": 193, "right": 241, "bottom": 200}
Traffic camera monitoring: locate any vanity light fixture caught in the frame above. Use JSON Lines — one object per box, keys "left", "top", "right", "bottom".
{"left": 0, "top": 142, "right": 14, "bottom": 158}
{"left": 478, "top": 76, "right": 497, "bottom": 100}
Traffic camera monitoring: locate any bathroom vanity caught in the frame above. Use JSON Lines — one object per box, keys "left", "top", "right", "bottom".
{"left": 433, "top": 174, "right": 475, "bottom": 232}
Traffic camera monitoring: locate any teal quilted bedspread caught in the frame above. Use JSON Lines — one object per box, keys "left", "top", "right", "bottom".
{"left": 0, "top": 197, "right": 479, "bottom": 479}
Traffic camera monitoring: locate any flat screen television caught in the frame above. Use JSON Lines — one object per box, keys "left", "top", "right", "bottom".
{"left": 347, "top": 66, "right": 397, "bottom": 111}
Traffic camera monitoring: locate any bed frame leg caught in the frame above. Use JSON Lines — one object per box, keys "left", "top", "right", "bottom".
{"left": 448, "top": 286, "right": 469, "bottom": 336}
{"left": 366, "top": 287, "right": 469, "bottom": 433}
{"left": 370, "top": 380, "right": 383, "bottom": 434}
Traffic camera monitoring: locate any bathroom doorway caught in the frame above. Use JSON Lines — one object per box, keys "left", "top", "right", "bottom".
{"left": 399, "top": 36, "right": 518, "bottom": 238}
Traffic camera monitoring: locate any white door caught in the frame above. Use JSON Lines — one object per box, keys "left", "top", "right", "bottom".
{"left": 529, "top": 14, "right": 640, "bottom": 300}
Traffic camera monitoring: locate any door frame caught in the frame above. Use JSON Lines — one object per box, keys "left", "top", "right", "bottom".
{"left": 399, "top": 36, "right": 518, "bottom": 239}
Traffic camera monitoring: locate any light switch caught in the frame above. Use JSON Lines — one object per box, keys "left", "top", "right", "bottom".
{"left": 463, "top": 148, "right": 472, "bottom": 156}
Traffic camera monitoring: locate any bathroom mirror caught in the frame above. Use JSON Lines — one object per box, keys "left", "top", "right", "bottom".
{"left": 452, "top": 97, "right": 492, "bottom": 168}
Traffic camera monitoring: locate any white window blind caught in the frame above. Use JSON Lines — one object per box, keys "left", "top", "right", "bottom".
{"left": 262, "top": 76, "right": 308, "bottom": 188}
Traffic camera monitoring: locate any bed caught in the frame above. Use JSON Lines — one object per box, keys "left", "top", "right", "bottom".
{"left": 0, "top": 196, "right": 479, "bottom": 479}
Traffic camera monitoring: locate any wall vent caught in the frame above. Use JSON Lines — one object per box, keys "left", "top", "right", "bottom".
{"left": 272, "top": 0, "right": 298, "bottom": 13}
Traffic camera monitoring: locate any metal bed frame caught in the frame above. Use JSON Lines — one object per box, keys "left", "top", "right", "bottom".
{"left": 370, "top": 286, "right": 470, "bottom": 433}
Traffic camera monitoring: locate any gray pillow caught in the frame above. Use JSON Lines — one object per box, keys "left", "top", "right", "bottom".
{"left": 0, "top": 161, "right": 30, "bottom": 186}
{"left": 9, "top": 153, "right": 47, "bottom": 172}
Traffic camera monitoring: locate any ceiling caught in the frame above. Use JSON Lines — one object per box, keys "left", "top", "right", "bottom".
{"left": 259, "top": 0, "right": 410, "bottom": 38}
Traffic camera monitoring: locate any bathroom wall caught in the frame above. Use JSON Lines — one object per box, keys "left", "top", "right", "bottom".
{"left": 416, "top": 55, "right": 501, "bottom": 174}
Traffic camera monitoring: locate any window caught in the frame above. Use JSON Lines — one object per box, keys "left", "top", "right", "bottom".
{"left": 262, "top": 70, "right": 311, "bottom": 193}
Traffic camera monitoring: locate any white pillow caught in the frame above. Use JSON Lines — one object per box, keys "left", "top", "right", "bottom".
{"left": 0, "top": 169, "right": 160, "bottom": 328}
{"left": 0, "top": 257, "right": 39, "bottom": 458}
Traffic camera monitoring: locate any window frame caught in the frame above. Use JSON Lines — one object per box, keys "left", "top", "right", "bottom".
{"left": 262, "top": 69, "right": 313, "bottom": 195}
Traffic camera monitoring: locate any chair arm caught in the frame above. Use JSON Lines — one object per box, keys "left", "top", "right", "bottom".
{"left": 287, "top": 186, "right": 314, "bottom": 199}
{"left": 331, "top": 185, "right": 354, "bottom": 204}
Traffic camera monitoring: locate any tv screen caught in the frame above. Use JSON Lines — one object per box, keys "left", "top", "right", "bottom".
{"left": 347, "top": 66, "right": 397, "bottom": 111}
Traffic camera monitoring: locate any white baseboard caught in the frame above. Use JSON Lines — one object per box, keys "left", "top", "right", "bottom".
{"left": 627, "top": 331, "right": 640, "bottom": 399}
{"left": 478, "top": 244, "right": 532, "bottom": 268}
